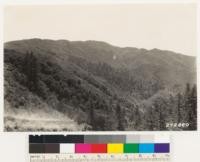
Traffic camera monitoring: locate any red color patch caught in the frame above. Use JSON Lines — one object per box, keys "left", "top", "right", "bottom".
{"left": 91, "top": 144, "right": 107, "bottom": 153}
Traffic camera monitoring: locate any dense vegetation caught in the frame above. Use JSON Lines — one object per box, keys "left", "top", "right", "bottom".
{"left": 4, "top": 39, "right": 197, "bottom": 131}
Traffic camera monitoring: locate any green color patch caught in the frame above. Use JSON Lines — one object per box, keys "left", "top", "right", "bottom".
{"left": 124, "top": 144, "right": 139, "bottom": 153}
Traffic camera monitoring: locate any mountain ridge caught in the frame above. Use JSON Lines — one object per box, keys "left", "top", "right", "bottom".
{"left": 4, "top": 38, "right": 195, "bottom": 57}
{"left": 5, "top": 38, "right": 196, "bottom": 86}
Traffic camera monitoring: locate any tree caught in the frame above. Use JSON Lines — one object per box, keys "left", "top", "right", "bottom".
{"left": 134, "top": 107, "right": 141, "bottom": 129}
{"left": 116, "top": 103, "right": 125, "bottom": 131}
{"left": 159, "top": 107, "right": 166, "bottom": 130}
{"left": 31, "top": 52, "right": 39, "bottom": 91}
{"left": 184, "top": 83, "right": 191, "bottom": 120}
{"left": 89, "top": 101, "right": 95, "bottom": 130}
{"left": 181, "top": 83, "right": 197, "bottom": 130}
{"left": 177, "top": 93, "right": 182, "bottom": 123}
{"left": 146, "top": 107, "right": 155, "bottom": 130}
{"left": 188, "top": 84, "right": 197, "bottom": 130}
{"left": 104, "top": 100, "right": 117, "bottom": 130}
{"left": 23, "top": 51, "right": 39, "bottom": 92}
{"left": 150, "top": 95, "right": 167, "bottom": 130}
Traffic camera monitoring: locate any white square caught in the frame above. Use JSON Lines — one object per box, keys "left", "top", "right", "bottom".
{"left": 60, "top": 144, "right": 75, "bottom": 153}
{"left": 154, "top": 135, "right": 170, "bottom": 143}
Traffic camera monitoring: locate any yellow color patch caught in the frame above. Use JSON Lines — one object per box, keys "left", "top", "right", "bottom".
{"left": 107, "top": 144, "right": 123, "bottom": 153}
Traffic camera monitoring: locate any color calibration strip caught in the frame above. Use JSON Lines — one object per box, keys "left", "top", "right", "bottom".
{"left": 29, "top": 135, "right": 170, "bottom": 154}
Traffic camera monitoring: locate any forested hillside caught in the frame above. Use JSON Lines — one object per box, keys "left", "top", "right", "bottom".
{"left": 4, "top": 39, "right": 197, "bottom": 131}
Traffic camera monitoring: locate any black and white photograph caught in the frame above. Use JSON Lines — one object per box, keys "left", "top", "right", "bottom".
{"left": 4, "top": 4, "right": 197, "bottom": 131}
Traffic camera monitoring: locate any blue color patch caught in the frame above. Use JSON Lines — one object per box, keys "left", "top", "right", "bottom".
{"left": 139, "top": 143, "right": 154, "bottom": 153}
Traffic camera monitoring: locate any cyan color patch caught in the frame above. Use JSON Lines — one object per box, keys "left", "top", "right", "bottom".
{"left": 139, "top": 143, "right": 154, "bottom": 153}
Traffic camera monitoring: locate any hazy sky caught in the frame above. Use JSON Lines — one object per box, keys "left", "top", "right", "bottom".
{"left": 4, "top": 4, "right": 197, "bottom": 56}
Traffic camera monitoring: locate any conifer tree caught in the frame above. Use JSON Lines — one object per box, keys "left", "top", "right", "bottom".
{"left": 177, "top": 93, "right": 182, "bottom": 123}
{"left": 116, "top": 103, "right": 125, "bottom": 131}
{"left": 146, "top": 107, "right": 155, "bottom": 130}
{"left": 89, "top": 101, "right": 95, "bottom": 130}
{"left": 188, "top": 84, "right": 197, "bottom": 130}
{"left": 24, "top": 51, "right": 38, "bottom": 92}
{"left": 134, "top": 107, "right": 141, "bottom": 129}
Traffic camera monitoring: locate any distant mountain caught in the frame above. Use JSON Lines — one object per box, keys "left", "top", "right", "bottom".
{"left": 5, "top": 39, "right": 196, "bottom": 85}
{"left": 4, "top": 38, "right": 197, "bottom": 131}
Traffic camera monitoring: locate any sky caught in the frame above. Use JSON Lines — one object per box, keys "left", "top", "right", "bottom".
{"left": 4, "top": 4, "right": 197, "bottom": 56}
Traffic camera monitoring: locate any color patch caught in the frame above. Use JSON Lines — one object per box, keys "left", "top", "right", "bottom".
{"left": 154, "top": 135, "right": 170, "bottom": 143}
{"left": 91, "top": 144, "right": 107, "bottom": 153}
{"left": 155, "top": 143, "right": 170, "bottom": 153}
{"left": 139, "top": 144, "right": 154, "bottom": 153}
{"left": 97, "top": 135, "right": 113, "bottom": 143}
{"left": 126, "top": 135, "right": 140, "bottom": 143}
{"left": 45, "top": 144, "right": 60, "bottom": 153}
{"left": 60, "top": 144, "right": 75, "bottom": 153}
{"left": 29, "top": 144, "right": 45, "bottom": 153}
{"left": 29, "top": 135, "right": 44, "bottom": 143}
{"left": 107, "top": 144, "right": 123, "bottom": 153}
{"left": 84, "top": 135, "right": 100, "bottom": 143}
{"left": 139, "top": 135, "right": 154, "bottom": 143}
{"left": 124, "top": 144, "right": 139, "bottom": 153}
{"left": 75, "top": 144, "right": 91, "bottom": 153}
{"left": 44, "top": 135, "right": 84, "bottom": 143}
{"left": 110, "top": 136, "right": 126, "bottom": 143}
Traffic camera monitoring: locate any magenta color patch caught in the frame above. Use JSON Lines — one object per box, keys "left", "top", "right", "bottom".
{"left": 75, "top": 144, "right": 91, "bottom": 153}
